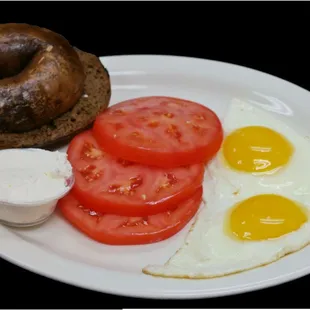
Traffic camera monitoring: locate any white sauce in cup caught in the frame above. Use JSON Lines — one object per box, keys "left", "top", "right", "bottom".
{"left": 0, "top": 148, "right": 74, "bottom": 227}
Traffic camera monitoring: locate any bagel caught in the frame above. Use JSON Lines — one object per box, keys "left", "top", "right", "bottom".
{"left": 0, "top": 23, "right": 86, "bottom": 133}
{"left": 0, "top": 23, "right": 111, "bottom": 149}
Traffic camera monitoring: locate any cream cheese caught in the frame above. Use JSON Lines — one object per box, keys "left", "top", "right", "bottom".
{"left": 0, "top": 148, "right": 74, "bottom": 227}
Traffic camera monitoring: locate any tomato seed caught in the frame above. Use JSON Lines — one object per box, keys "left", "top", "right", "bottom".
{"left": 163, "top": 112, "right": 174, "bottom": 118}
{"left": 166, "top": 124, "right": 182, "bottom": 141}
{"left": 79, "top": 165, "right": 103, "bottom": 182}
{"left": 81, "top": 142, "right": 103, "bottom": 160}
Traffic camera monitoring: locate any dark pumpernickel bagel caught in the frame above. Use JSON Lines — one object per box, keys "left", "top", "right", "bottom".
{"left": 0, "top": 23, "right": 86, "bottom": 133}
{"left": 0, "top": 47, "right": 111, "bottom": 149}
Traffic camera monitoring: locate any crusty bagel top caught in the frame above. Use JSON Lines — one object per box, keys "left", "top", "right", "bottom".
{"left": 0, "top": 23, "right": 85, "bottom": 133}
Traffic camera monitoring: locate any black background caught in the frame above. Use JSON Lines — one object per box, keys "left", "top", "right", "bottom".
{"left": 1, "top": 3, "right": 310, "bottom": 308}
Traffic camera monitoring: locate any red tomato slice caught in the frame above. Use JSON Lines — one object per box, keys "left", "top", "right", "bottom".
{"left": 58, "top": 187, "right": 202, "bottom": 245}
{"left": 93, "top": 96, "right": 223, "bottom": 168}
{"left": 67, "top": 130, "right": 204, "bottom": 216}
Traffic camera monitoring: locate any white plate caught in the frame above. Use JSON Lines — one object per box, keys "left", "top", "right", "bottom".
{"left": 1, "top": 55, "right": 310, "bottom": 299}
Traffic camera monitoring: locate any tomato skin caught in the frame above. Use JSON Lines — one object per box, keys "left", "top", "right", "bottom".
{"left": 93, "top": 96, "right": 223, "bottom": 168}
{"left": 58, "top": 187, "right": 203, "bottom": 246}
{"left": 93, "top": 131, "right": 223, "bottom": 169}
{"left": 67, "top": 130, "right": 204, "bottom": 217}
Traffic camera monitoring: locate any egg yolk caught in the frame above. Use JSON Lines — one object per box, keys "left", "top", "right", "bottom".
{"left": 228, "top": 194, "right": 308, "bottom": 241}
{"left": 222, "top": 126, "right": 294, "bottom": 173}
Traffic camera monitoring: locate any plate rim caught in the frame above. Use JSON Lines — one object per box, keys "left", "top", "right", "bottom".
{"left": 1, "top": 54, "right": 310, "bottom": 300}
{"left": 1, "top": 249, "right": 310, "bottom": 300}
{"left": 101, "top": 53, "right": 310, "bottom": 97}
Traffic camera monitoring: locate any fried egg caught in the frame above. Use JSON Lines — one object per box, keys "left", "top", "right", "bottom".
{"left": 143, "top": 99, "right": 310, "bottom": 279}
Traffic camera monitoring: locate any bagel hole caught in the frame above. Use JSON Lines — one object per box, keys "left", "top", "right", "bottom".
{"left": 0, "top": 46, "right": 37, "bottom": 79}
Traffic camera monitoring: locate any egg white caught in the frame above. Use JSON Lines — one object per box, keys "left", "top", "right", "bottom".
{"left": 143, "top": 99, "right": 310, "bottom": 279}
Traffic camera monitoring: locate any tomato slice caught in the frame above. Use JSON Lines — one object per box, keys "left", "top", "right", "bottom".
{"left": 93, "top": 96, "right": 223, "bottom": 168}
{"left": 67, "top": 130, "right": 204, "bottom": 216}
{"left": 58, "top": 187, "right": 202, "bottom": 245}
